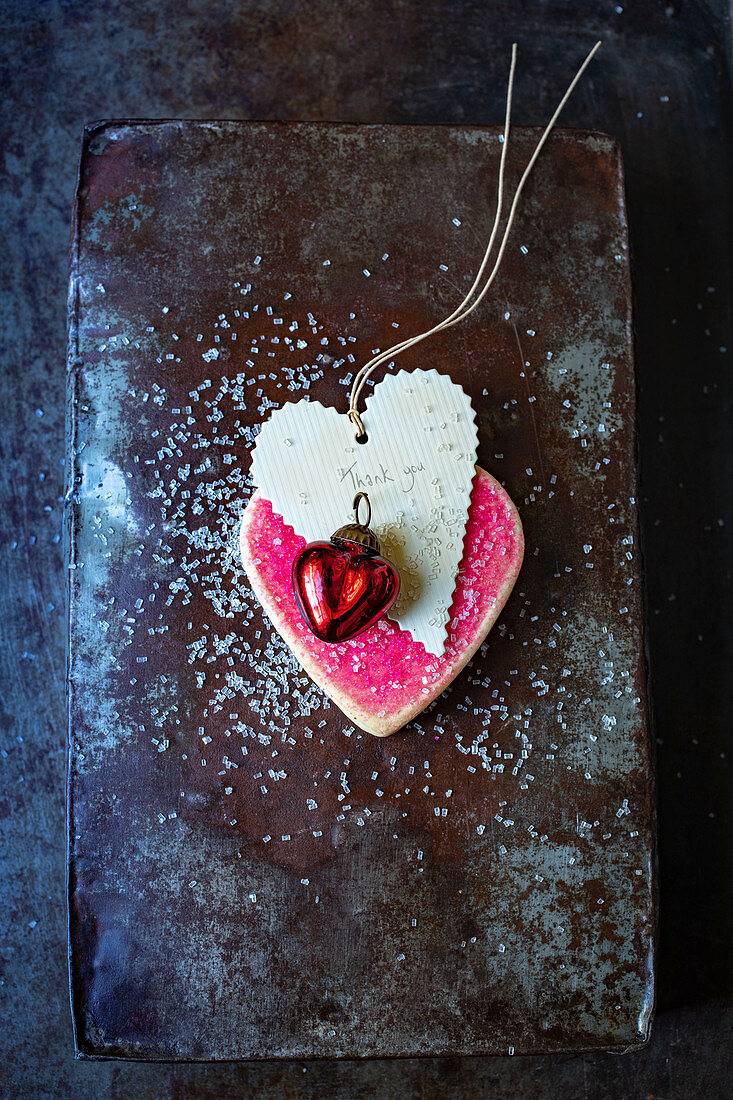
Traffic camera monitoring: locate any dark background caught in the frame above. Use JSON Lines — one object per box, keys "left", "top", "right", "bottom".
{"left": 1, "top": 1, "right": 730, "bottom": 1096}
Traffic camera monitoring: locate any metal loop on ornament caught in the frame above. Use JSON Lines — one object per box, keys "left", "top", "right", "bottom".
{"left": 353, "top": 492, "right": 371, "bottom": 528}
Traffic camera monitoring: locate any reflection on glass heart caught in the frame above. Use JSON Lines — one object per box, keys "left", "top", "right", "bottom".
{"left": 292, "top": 541, "right": 400, "bottom": 643}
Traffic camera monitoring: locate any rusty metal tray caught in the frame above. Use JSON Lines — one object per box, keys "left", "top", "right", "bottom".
{"left": 66, "top": 121, "right": 654, "bottom": 1059}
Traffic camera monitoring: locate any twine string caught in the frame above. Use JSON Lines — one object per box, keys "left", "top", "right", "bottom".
{"left": 347, "top": 39, "right": 602, "bottom": 440}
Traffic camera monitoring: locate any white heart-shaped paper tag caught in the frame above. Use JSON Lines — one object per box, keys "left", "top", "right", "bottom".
{"left": 249, "top": 369, "right": 478, "bottom": 655}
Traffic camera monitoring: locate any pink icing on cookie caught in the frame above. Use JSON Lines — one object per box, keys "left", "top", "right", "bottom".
{"left": 240, "top": 466, "right": 523, "bottom": 737}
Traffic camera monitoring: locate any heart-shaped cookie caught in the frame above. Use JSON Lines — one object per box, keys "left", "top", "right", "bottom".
{"left": 240, "top": 466, "right": 524, "bottom": 737}
{"left": 249, "top": 369, "right": 478, "bottom": 655}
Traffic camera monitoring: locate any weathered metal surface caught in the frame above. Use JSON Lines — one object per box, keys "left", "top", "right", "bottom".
{"left": 3, "top": 0, "right": 732, "bottom": 1094}
{"left": 66, "top": 120, "right": 654, "bottom": 1059}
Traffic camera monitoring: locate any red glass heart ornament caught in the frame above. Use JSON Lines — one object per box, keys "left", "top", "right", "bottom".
{"left": 292, "top": 542, "right": 399, "bottom": 643}
{"left": 291, "top": 492, "right": 400, "bottom": 644}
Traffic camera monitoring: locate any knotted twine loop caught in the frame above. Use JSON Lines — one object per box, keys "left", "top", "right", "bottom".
{"left": 347, "top": 40, "right": 602, "bottom": 440}
{"left": 347, "top": 407, "right": 367, "bottom": 440}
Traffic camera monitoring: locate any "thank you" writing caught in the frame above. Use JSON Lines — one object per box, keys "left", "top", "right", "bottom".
{"left": 339, "top": 460, "right": 426, "bottom": 494}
